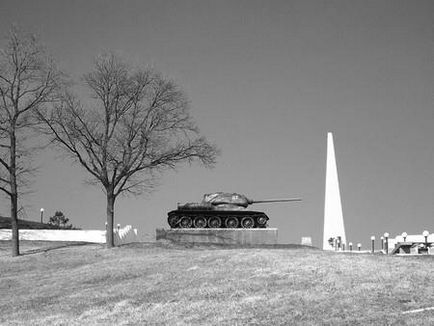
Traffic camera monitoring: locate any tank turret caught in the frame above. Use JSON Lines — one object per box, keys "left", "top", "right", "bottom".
{"left": 202, "top": 192, "right": 301, "bottom": 209}
{"left": 168, "top": 192, "right": 301, "bottom": 229}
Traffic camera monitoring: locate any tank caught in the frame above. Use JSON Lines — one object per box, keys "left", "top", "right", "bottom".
{"left": 167, "top": 192, "right": 301, "bottom": 229}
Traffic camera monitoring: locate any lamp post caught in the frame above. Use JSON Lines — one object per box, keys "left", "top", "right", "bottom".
{"left": 40, "top": 208, "right": 44, "bottom": 223}
{"left": 422, "top": 230, "right": 429, "bottom": 245}
{"left": 384, "top": 232, "right": 389, "bottom": 254}
{"left": 401, "top": 232, "right": 407, "bottom": 243}
{"left": 371, "top": 236, "right": 375, "bottom": 253}
{"left": 357, "top": 243, "right": 361, "bottom": 251}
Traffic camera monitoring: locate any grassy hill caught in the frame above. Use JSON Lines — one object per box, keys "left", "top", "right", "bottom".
{"left": 0, "top": 240, "right": 433, "bottom": 325}
{"left": 0, "top": 216, "right": 57, "bottom": 229}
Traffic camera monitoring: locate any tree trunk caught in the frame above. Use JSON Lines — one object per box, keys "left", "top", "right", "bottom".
{"left": 10, "top": 129, "right": 19, "bottom": 257}
{"left": 106, "top": 190, "right": 115, "bottom": 248}
{"left": 10, "top": 193, "right": 19, "bottom": 256}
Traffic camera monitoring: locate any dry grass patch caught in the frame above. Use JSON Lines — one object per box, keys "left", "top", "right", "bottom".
{"left": 0, "top": 241, "right": 433, "bottom": 325}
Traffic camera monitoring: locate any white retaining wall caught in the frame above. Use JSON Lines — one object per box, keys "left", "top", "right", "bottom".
{"left": 0, "top": 225, "right": 142, "bottom": 245}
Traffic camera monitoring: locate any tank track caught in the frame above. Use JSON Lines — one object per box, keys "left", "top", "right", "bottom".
{"left": 167, "top": 210, "right": 269, "bottom": 229}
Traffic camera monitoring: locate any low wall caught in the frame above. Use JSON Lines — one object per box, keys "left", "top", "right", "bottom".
{"left": 0, "top": 229, "right": 106, "bottom": 243}
{"left": 156, "top": 228, "right": 278, "bottom": 245}
{"left": 0, "top": 225, "right": 144, "bottom": 245}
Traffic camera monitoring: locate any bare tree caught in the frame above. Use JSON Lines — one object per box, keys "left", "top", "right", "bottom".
{"left": 0, "top": 26, "right": 62, "bottom": 256}
{"left": 39, "top": 53, "right": 218, "bottom": 247}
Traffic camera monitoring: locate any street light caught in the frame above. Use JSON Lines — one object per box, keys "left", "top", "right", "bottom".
{"left": 384, "top": 232, "right": 389, "bottom": 254}
{"left": 401, "top": 232, "right": 407, "bottom": 242}
{"left": 422, "top": 230, "right": 429, "bottom": 245}
{"left": 40, "top": 208, "right": 44, "bottom": 223}
{"left": 371, "top": 236, "right": 375, "bottom": 253}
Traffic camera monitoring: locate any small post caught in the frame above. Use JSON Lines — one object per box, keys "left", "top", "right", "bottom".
{"left": 342, "top": 243, "right": 345, "bottom": 251}
{"left": 349, "top": 242, "right": 353, "bottom": 252}
{"left": 105, "top": 222, "right": 108, "bottom": 230}
{"left": 422, "top": 230, "right": 429, "bottom": 245}
{"left": 384, "top": 232, "right": 389, "bottom": 254}
{"left": 40, "top": 208, "right": 44, "bottom": 223}
{"left": 401, "top": 232, "right": 407, "bottom": 242}
{"left": 380, "top": 236, "right": 384, "bottom": 250}
{"left": 117, "top": 224, "right": 121, "bottom": 231}
{"left": 371, "top": 236, "right": 375, "bottom": 253}
{"left": 357, "top": 243, "right": 361, "bottom": 251}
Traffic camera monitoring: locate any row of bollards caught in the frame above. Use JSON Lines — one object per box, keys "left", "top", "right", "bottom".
{"left": 342, "top": 230, "right": 431, "bottom": 254}
{"left": 347, "top": 242, "right": 362, "bottom": 252}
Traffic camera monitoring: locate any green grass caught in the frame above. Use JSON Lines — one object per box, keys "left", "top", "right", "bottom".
{"left": 0, "top": 241, "right": 433, "bottom": 325}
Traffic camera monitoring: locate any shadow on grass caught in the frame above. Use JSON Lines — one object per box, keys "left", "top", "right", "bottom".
{"left": 0, "top": 240, "right": 320, "bottom": 257}
{"left": 121, "top": 240, "right": 320, "bottom": 251}
{"left": 0, "top": 240, "right": 103, "bottom": 257}
{"left": 21, "top": 242, "right": 103, "bottom": 256}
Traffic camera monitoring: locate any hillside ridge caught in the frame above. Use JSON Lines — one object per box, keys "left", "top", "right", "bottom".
{"left": 0, "top": 216, "right": 57, "bottom": 229}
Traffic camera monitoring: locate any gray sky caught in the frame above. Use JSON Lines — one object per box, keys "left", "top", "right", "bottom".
{"left": 1, "top": 0, "right": 433, "bottom": 247}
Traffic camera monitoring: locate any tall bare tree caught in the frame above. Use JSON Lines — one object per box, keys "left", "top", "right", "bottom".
{"left": 39, "top": 53, "right": 218, "bottom": 247}
{"left": 0, "top": 26, "right": 62, "bottom": 256}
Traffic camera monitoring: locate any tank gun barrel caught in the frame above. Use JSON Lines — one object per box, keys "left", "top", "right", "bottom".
{"left": 249, "top": 198, "right": 302, "bottom": 204}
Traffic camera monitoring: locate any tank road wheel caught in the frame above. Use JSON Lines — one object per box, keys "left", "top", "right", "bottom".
{"left": 179, "top": 216, "right": 193, "bottom": 228}
{"left": 225, "top": 216, "right": 239, "bottom": 228}
{"left": 241, "top": 216, "right": 255, "bottom": 228}
{"left": 194, "top": 216, "right": 207, "bottom": 228}
{"left": 208, "top": 216, "right": 222, "bottom": 228}
{"left": 168, "top": 215, "right": 180, "bottom": 228}
{"left": 256, "top": 216, "right": 268, "bottom": 226}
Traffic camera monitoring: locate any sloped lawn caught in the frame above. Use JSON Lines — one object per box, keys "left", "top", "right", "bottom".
{"left": 0, "top": 241, "right": 432, "bottom": 325}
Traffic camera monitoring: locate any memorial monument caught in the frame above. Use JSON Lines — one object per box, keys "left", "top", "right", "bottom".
{"left": 157, "top": 192, "right": 301, "bottom": 245}
{"left": 323, "top": 132, "right": 347, "bottom": 250}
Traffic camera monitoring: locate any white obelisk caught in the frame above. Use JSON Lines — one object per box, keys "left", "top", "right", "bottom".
{"left": 323, "top": 132, "right": 346, "bottom": 250}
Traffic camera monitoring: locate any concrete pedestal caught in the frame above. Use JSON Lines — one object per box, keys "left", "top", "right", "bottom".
{"left": 156, "top": 228, "right": 278, "bottom": 245}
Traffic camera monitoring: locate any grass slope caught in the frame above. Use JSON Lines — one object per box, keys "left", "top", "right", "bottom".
{"left": 0, "top": 216, "right": 57, "bottom": 229}
{"left": 0, "top": 241, "right": 433, "bottom": 325}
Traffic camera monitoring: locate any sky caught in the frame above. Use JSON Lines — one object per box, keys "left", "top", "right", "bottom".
{"left": 0, "top": 0, "right": 433, "bottom": 247}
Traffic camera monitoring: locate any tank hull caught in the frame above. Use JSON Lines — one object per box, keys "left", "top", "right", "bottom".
{"left": 167, "top": 209, "right": 269, "bottom": 229}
